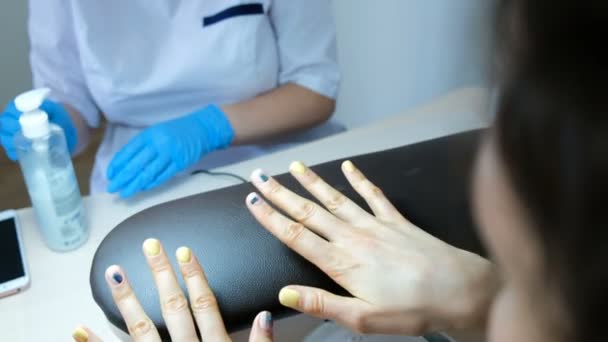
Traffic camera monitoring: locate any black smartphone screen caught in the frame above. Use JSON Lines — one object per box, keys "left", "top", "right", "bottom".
{"left": 0, "top": 217, "right": 25, "bottom": 283}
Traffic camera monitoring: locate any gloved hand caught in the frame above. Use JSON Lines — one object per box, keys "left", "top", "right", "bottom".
{"left": 107, "top": 104, "right": 234, "bottom": 198}
{"left": 0, "top": 98, "right": 78, "bottom": 160}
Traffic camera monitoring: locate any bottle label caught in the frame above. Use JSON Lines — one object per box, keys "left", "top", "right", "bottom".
{"left": 49, "top": 168, "right": 85, "bottom": 240}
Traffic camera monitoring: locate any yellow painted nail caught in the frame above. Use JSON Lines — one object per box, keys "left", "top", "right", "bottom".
{"left": 343, "top": 160, "right": 356, "bottom": 172}
{"left": 72, "top": 327, "right": 88, "bottom": 342}
{"left": 143, "top": 238, "right": 161, "bottom": 257}
{"left": 176, "top": 247, "right": 192, "bottom": 263}
{"left": 278, "top": 288, "right": 300, "bottom": 308}
{"left": 290, "top": 161, "right": 307, "bottom": 175}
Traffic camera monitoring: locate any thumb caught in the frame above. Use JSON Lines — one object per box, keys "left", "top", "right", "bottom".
{"left": 278, "top": 286, "right": 370, "bottom": 330}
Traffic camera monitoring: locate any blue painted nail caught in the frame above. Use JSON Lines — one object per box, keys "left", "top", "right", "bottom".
{"left": 250, "top": 194, "right": 260, "bottom": 205}
{"left": 112, "top": 272, "right": 123, "bottom": 284}
{"left": 251, "top": 169, "right": 270, "bottom": 183}
{"left": 261, "top": 311, "right": 273, "bottom": 330}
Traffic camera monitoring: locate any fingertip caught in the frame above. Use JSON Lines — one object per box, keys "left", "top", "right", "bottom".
{"left": 289, "top": 161, "right": 307, "bottom": 175}
{"left": 250, "top": 168, "right": 261, "bottom": 181}
{"left": 246, "top": 192, "right": 262, "bottom": 206}
{"left": 119, "top": 180, "right": 142, "bottom": 199}
{"left": 262, "top": 311, "right": 273, "bottom": 332}
{"left": 104, "top": 265, "right": 124, "bottom": 286}
{"left": 251, "top": 168, "right": 269, "bottom": 184}
{"left": 342, "top": 160, "right": 356, "bottom": 173}
{"left": 278, "top": 287, "right": 300, "bottom": 309}
{"left": 72, "top": 326, "right": 88, "bottom": 342}
{"left": 257, "top": 310, "right": 273, "bottom": 334}
{"left": 143, "top": 238, "right": 161, "bottom": 257}
{"left": 176, "top": 246, "right": 192, "bottom": 264}
{"left": 107, "top": 180, "right": 119, "bottom": 194}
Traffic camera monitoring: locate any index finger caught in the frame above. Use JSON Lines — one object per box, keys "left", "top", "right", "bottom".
{"left": 245, "top": 192, "right": 334, "bottom": 270}
{"left": 105, "top": 265, "right": 162, "bottom": 342}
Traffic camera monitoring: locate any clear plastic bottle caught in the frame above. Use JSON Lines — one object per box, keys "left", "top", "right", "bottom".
{"left": 13, "top": 88, "right": 88, "bottom": 252}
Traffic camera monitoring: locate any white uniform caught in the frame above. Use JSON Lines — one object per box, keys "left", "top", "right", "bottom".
{"left": 28, "top": 0, "right": 342, "bottom": 193}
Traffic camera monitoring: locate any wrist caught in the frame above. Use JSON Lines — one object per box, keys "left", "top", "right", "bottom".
{"left": 192, "top": 104, "right": 235, "bottom": 150}
{"left": 437, "top": 249, "right": 498, "bottom": 332}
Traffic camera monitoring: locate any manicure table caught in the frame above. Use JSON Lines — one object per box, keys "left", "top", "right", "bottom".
{"left": 0, "top": 87, "right": 490, "bottom": 341}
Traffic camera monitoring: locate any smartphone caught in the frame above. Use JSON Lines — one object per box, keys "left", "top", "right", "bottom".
{"left": 0, "top": 210, "right": 30, "bottom": 298}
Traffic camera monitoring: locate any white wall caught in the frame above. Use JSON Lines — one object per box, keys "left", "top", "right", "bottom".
{"left": 332, "top": 0, "right": 495, "bottom": 127}
{"left": 0, "top": 0, "right": 31, "bottom": 106}
{"left": 0, "top": 1, "right": 494, "bottom": 127}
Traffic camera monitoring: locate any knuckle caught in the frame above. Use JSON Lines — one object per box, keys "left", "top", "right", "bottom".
{"left": 304, "top": 291, "right": 326, "bottom": 316}
{"left": 324, "top": 192, "right": 348, "bottom": 213}
{"left": 113, "top": 288, "right": 136, "bottom": 303}
{"left": 180, "top": 264, "right": 201, "bottom": 280}
{"left": 293, "top": 202, "right": 316, "bottom": 222}
{"left": 162, "top": 292, "right": 189, "bottom": 314}
{"left": 408, "top": 319, "right": 427, "bottom": 336}
{"left": 128, "top": 318, "right": 154, "bottom": 337}
{"left": 149, "top": 260, "right": 172, "bottom": 274}
{"left": 191, "top": 293, "right": 219, "bottom": 313}
{"left": 397, "top": 316, "right": 427, "bottom": 336}
{"left": 262, "top": 205, "right": 277, "bottom": 217}
{"left": 325, "top": 256, "right": 361, "bottom": 281}
{"left": 371, "top": 186, "right": 385, "bottom": 197}
{"left": 283, "top": 222, "right": 306, "bottom": 244}
{"left": 267, "top": 182, "right": 282, "bottom": 196}
{"left": 304, "top": 171, "right": 322, "bottom": 186}
{"left": 351, "top": 312, "right": 372, "bottom": 334}
{"left": 364, "top": 180, "right": 383, "bottom": 196}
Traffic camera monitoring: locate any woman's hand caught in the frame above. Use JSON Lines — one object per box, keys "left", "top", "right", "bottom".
{"left": 246, "top": 161, "right": 497, "bottom": 335}
{"left": 106, "top": 105, "right": 234, "bottom": 198}
{"left": 72, "top": 239, "right": 273, "bottom": 342}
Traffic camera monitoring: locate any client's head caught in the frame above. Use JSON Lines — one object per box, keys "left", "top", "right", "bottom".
{"left": 473, "top": 1, "right": 608, "bottom": 341}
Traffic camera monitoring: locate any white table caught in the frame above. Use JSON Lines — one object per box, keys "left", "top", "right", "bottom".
{"left": 0, "top": 87, "right": 490, "bottom": 341}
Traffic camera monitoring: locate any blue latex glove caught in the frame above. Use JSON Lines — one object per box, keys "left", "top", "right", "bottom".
{"left": 107, "top": 104, "right": 234, "bottom": 198}
{"left": 0, "top": 99, "right": 77, "bottom": 160}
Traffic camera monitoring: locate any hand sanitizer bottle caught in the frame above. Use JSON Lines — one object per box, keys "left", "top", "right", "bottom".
{"left": 13, "top": 88, "right": 88, "bottom": 252}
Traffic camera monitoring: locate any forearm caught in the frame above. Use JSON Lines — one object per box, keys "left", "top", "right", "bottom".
{"left": 64, "top": 104, "right": 92, "bottom": 156}
{"left": 222, "top": 83, "right": 335, "bottom": 145}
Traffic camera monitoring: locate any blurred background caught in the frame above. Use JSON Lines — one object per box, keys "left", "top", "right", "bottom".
{"left": 0, "top": 0, "right": 494, "bottom": 210}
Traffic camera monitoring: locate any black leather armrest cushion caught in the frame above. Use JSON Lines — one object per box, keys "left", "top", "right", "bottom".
{"left": 90, "top": 129, "right": 486, "bottom": 338}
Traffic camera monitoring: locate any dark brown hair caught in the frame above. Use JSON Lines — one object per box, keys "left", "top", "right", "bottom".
{"left": 495, "top": 1, "right": 608, "bottom": 340}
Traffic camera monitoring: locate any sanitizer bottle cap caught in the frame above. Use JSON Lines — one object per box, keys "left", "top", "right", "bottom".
{"left": 15, "top": 88, "right": 52, "bottom": 139}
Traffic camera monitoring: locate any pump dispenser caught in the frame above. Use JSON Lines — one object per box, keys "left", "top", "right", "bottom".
{"left": 13, "top": 88, "right": 88, "bottom": 252}
{"left": 15, "top": 88, "right": 52, "bottom": 140}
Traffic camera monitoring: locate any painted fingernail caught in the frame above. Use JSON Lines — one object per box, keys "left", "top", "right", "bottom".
{"left": 247, "top": 192, "right": 262, "bottom": 205}
{"left": 106, "top": 265, "right": 124, "bottom": 285}
{"left": 72, "top": 327, "right": 88, "bottom": 342}
{"left": 289, "top": 161, "right": 307, "bottom": 175}
{"left": 252, "top": 169, "right": 269, "bottom": 183}
{"left": 176, "top": 247, "right": 191, "bottom": 263}
{"left": 343, "top": 160, "right": 356, "bottom": 172}
{"left": 278, "top": 288, "right": 300, "bottom": 308}
{"left": 143, "top": 238, "right": 161, "bottom": 257}
{"left": 112, "top": 272, "right": 123, "bottom": 284}
{"left": 260, "top": 311, "right": 273, "bottom": 331}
